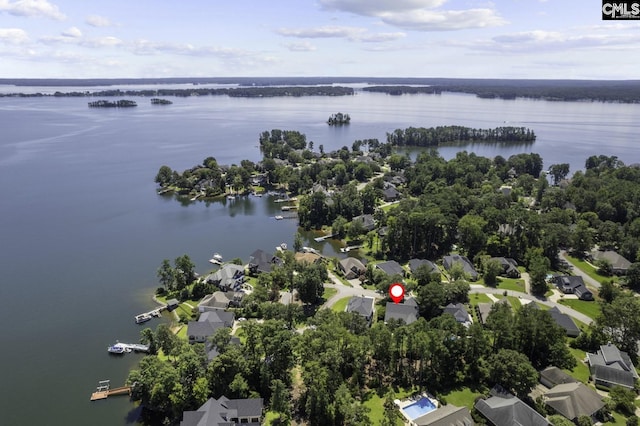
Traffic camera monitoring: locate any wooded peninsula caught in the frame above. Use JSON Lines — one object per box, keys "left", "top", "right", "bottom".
{"left": 142, "top": 124, "right": 640, "bottom": 425}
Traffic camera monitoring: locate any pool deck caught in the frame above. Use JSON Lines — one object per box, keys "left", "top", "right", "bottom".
{"left": 395, "top": 393, "right": 439, "bottom": 424}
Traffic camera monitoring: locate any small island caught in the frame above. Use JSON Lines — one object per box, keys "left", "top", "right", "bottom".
{"left": 150, "top": 98, "right": 173, "bottom": 105}
{"left": 88, "top": 99, "right": 137, "bottom": 108}
{"left": 327, "top": 112, "right": 350, "bottom": 126}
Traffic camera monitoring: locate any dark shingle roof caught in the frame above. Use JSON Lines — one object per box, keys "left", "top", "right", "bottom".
{"left": 547, "top": 307, "right": 581, "bottom": 337}
{"left": 385, "top": 301, "right": 419, "bottom": 324}
{"left": 544, "top": 382, "right": 604, "bottom": 421}
{"left": 443, "top": 255, "right": 478, "bottom": 280}
{"left": 413, "top": 404, "right": 474, "bottom": 426}
{"left": 346, "top": 296, "right": 375, "bottom": 318}
{"left": 539, "top": 366, "right": 577, "bottom": 388}
{"left": 588, "top": 343, "right": 639, "bottom": 388}
{"left": 475, "top": 387, "right": 550, "bottom": 426}
{"left": 442, "top": 303, "right": 471, "bottom": 324}
{"left": 408, "top": 259, "right": 439, "bottom": 275}
{"left": 376, "top": 260, "right": 405, "bottom": 276}
{"left": 180, "top": 396, "right": 263, "bottom": 426}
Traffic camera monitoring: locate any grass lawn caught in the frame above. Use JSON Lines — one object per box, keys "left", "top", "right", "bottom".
{"left": 505, "top": 296, "right": 522, "bottom": 310}
{"left": 234, "top": 326, "right": 247, "bottom": 344}
{"left": 469, "top": 293, "right": 493, "bottom": 306}
{"left": 332, "top": 297, "right": 351, "bottom": 313}
{"left": 323, "top": 287, "right": 338, "bottom": 302}
{"left": 440, "top": 387, "right": 486, "bottom": 410}
{"left": 496, "top": 277, "right": 526, "bottom": 292}
{"left": 565, "top": 347, "right": 591, "bottom": 383}
{"left": 566, "top": 255, "right": 617, "bottom": 284}
{"left": 331, "top": 272, "right": 353, "bottom": 287}
{"left": 363, "top": 387, "right": 414, "bottom": 426}
{"left": 558, "top": 299, "right": 601, "bottom": 320}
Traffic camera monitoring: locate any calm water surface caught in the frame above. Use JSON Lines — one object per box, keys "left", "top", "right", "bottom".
{"left": 1, "top": 89, "right": 639, "bottom": 425}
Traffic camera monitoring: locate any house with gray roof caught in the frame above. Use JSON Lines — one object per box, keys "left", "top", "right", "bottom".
{"left": 547, "top": 306, "right": 581, "bottom": 337}
{"left": 180, "top": 396, "right": 263, "bottom": 426}
{"left": 590, "top": 250, "right": 632, "bottom": 275}
{"left": 474, "top": 386, "right": 550, "bottom": 426}
{"left": 382, "top": 186, "right": 401, "bottom": 202}
{"left": 408, "top": 259, "right": 439, "bottom": 276}
{"left": 248, "top": 249, "right": 283, "bottom": 274}
{"left": 199, "top": 291, "right": 244, "bottom": 311}
{"left": 491, "top": 257, "right": 520, "bottom": 278}
{"left": 539, "top": 366, "right": 577, "bottom": 388}
{"left": 553, "top": 275, "right": 593, "bottom": 300}
{"left": 543, "top": 382, "right": 604, "bottom": 422}
{"left": 385, "top": 299, "right": 419, "bottom": 325}
{"left": 442, "top": 303, "right": 472, "bottom": 327}
{"left": 187, "top": 308, "right": 235, "bottom": 344}
{"left": 442, "top": 255, "right": 478, "bottom": 281}
{"left": 206, "top": 264, "right": 245, "bottom": 292}
{"left": 376, "top": 260, "right": 405, "bottom": 277}
{"left": 412, "top": 404, "right": 475, "bottom": 426}
{"left": 587, "top": 343, "right": 639, "bottom": 389}
{"left": 346, "top": 296, "right": 375, "bottom": 325}
{"left": 352, "top": 214, "right": 376, "bottom": 231}
{"left": 339, "top": 257, "right": 366, "bottom": 279}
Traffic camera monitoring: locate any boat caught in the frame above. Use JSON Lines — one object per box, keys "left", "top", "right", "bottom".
{"left": 280, "top": 243, "right": 287, "bottom": 250}
{"left": 107, "top": 343, "right": 131, "bottom": 354}
{"left": 135, "top": 313, "right": 152, "bottom": 324}
{"left": 227, "top": 195, "right": 236, "bottom": 200}
{"left": 275, "top": 215, "right": 284, "bottom": 220}
{"left": 212, "top": 253, "right": 223, "bottom": 261}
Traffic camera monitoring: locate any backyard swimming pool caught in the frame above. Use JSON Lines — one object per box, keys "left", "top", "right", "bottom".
{"left": 402, "top": 397, "right": 437, "bottom": 420}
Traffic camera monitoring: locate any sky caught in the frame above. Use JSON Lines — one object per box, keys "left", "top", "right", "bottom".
{"left": 0, "top": 0, "right": 639, "bottom": 79}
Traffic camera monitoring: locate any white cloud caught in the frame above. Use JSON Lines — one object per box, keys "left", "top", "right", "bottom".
{"left": 319, "top": 0, "right": 445, "bottom": 16}
{"left": 277, "top": 25, "right": 405, "bottom": 42}
{"left": 0, "top": 27, "right": 29, "bottom": 44}
{"left": 285, "top": 41, "right": 317, "bottom": 52}
{"left": 0, "top": 0, "right": 65, "bottom": 20}
{"left": 318, "top": 0, "right": 506, "bottom": 32}
{"left": 85, "top": 14, "right": 112, "bottom": 28}
{"left": 61, "top": 26, "right": 81, "bottom": 38}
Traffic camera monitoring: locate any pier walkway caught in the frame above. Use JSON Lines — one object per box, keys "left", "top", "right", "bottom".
{"left": 90, "top": 380, "right": 131, "bottom": 401}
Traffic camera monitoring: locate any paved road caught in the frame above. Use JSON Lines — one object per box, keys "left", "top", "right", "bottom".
{"left": 559, "top": 250, "right": 601, "bottom": 289}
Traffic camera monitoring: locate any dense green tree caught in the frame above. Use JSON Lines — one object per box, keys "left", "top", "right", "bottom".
{"left": 595, "top": 295, "right": 640, "bottom": 359}
{"left": 625, "top": 262, "right": 640, "bottom": 290}
{"left": 155, "top": 165, "right": 174, "bottom": 186}
{"left": 608, "top": 386, "right": 637, "bottom": 416}
{"left": 548, "top": 163, "right": 570, "bottom": 185}
{"left": 458, "top": 214, "right": 487, "bottom": 258}
{"left": 140, "top": 327, "right": 158, "bottom": 355}
{"left": 157, "top": 259, "right": 175, "bottom": 291}
{"left": 174, "top": 254, "right": 196, "bottom": 291}
{"left": 483, "top": 258, "right": 502, "bottom": 287}
{"left": 488, "top": 349, "right": 538, "bottom": 399}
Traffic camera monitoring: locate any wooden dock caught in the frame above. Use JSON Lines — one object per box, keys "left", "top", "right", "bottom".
{"left": 90, "top": 380, "right": 131, "bottom": 401}
{"left": 314, "top": 233, "right": 337, "bottom": 242}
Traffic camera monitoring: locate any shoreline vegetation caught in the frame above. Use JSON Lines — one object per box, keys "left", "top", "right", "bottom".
{"left": 87, "top": 99, "right": 137, "bottom": 108}
{"left": 1, "top": 77, "right": 640, "bottom": 102}
{"left": 327, "top": 112, "right": 351, "bottom": 126}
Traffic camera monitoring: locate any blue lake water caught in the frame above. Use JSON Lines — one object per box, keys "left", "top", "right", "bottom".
{"left": 1, "top": 88, "right": 639, "bottom": 424}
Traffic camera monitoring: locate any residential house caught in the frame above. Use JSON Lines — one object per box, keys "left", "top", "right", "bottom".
{"left": 543, "top": 382, "right": 604, "bottom": 423}
{"left": 442, "top": 255, "right": 478, "bottom": 281}
{"left": 187, "top": 309, "right": 235, "bottom": 344}
{"left": 408, "top": 259, "right": 440, "bottom": 276}
{"left": 476, "top": 299, "right": 510, "bottom": 325}
{"left": 294, "top": 252, "right": 323, "bottom": 265}
{"left": 385, "top": 299, "right": 419, "bottom": 325}
{"left": 339, "top": 257, "right": 366, "bottom": 280}
{"left": 180, "top": 396, "right": 263, "bottom": 426}
{"left": 199, "top": 291, "right": 244, "bottom": 311}
{"left": 590, "top": 250, "right": 632, "bottom": 275}
{"left": 539, "top": 366, "right": 577, "bottom": 388}
{"left": 553, "top": 276, "right": 594, "bottom": 300}
{"left": 587, "top": 343, "right": 639, "bottom": 389}
{"left": 206, "top": 264, "right": 245, "bottom": 292}
{"left": 248, "top": 249, "right": 283, "bottom": 274}
{"left": 442, "top": 303, "right": 472, "bottom": 327}
{"left": 412, "top": 404, "right": 475, "bottom": 426}
{"left": 547, "top": 306, "right": 581, "bottom": 337}
{"left": 491, "top": 257, "right": 520, "bottom": 278}
{"left": 346, "top": 296, "right": 375, "bottom": 326}
{"left": 166, "top": 298, "right": 179, "bottom": 312}
{"left": 376, "top": 260, "right": 405, "bottom": 277}
{"left": 382, "top": 185, "right": 401, "bottom": 202}
{"left": 352, "top": 214, "right": 376, "bottom": 232}
{"left": 474, "top": 386, "right": 550, "bottom": 426}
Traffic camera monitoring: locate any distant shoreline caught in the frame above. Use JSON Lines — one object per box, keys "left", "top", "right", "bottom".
{"left": 1, "top": 77, "right": 639, "bottom": 103}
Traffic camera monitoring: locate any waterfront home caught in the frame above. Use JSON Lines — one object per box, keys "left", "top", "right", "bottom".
{"left": 346, "top": 296, "right": 375, "bottom": 326}
{"left": 187, "top": 309, "right": 235, "bottom": 344}
{"left": 352, "top": 213, "right": 375, "bottom": 231}
{"left": 248, "top": 249, "right": 283, "bottom": 274}
{"left": 587, "top": 343, "right": 639, "bottom": 389}
{"left": 180, "top": 396, "right": 263, "bottom": 426}
{"left": 475, "top": 386, "right": 550, "bottom": 426}
{"left": 385, "top": 298, "right": 419, "bottom": 325}
{"left": 442, "top": 255, "right": 478, "bottom": 281}
{"left": 206, "top": 264, "right": 245, "bottom": 292}
{"left": 199, "top": 291, "right": 244, "bottom": 310}
{"left": 338, "top": 257, "right": 366, "bottom": 280}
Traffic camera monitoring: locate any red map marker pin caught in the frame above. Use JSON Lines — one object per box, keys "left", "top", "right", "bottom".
{"left": 389, "top": 283, "right": 405, "bottom": 304}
